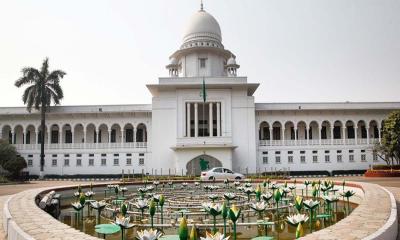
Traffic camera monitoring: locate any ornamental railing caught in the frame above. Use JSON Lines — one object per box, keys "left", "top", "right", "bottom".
{"left": 259, "top": 138, "right": 379, "bottom": 147}
{"left": 13, "top": 142, "right": 148, "bottom": 150}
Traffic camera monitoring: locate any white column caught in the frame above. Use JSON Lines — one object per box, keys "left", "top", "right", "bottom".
{"left": 342, "top": 127, "right": 346, "bottom": 144}
{"left": 71, "top": 130, "right": 74, "bottom": 144}
{"left": 366, "top": 128, "right": 370, "bottom": 144}
{"left": 209, "top": 102, "right": 213, "bottom": 137}
{"left": 83, "top": 130, "right": 86, "bottom": 147}
{"left": 282, "top": 127, "right": 285, "bottom": 145}
{"left": 22, "top": 131, "right": 25, "bottom": 144}
{"left": 121, "top": 130, "right": 124, "bottom": 145}
{"left": 133, "top": 128, "right": 137, "bottom": 142}
{"left": 306, "top": 127, "right": 310, "bottom": 145}
{"left": 97, "top": 127, "right": 101, "bottom": 143}
{"left": 269, "top": 128, "right": 273, "bottom": 146}
{"left": 318, "top": 126, "right": 321, "bottom": 145}
{"left": 11, "top": 130, "right": 15, "bottom": 144}
{"left": 108, "top": 130, "right": 112, "bottom": 143}
{"left": 47, "top": 130, "right": 51, "bottom": 145}
{"left": 216, "top": 102, "right": 221, "bottom": 137}
{"left": 194, "top": 103, "right": 198, "bottom": 137}
{"left": 378, "top": 128, "right": 381, "bottom": 143}
{"left": 58, "top": 130, "right": 62, "bottom": 144}
{"left": 186, "top": 103, "right": 191, "bottom": 137}
{"left": 294, "top": 128, "right": 298, "bottom": 145}
{"left": 330, "top": 127, "right": 334, "bottom": 145}
{"left": 354, "top": 127, "right": 358, "bottom": 145}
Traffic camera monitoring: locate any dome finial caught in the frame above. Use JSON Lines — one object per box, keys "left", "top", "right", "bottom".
{"left": 200, "top": 0, "right": 204, "bottom": 11}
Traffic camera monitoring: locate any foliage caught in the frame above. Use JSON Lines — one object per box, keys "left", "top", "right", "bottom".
{"left": 0, "top": 175, "right": 9, "bottom": 183}
{"left": 3, "top": 156, "right": 27, "bottom": 179}
{"left": 374, "top": 110, "right": 400, "bottom": 166}
{"left": 371, "top": 164, "right": 400, "bottom": 170}
{"left": 0, "top": 140, "right": 18, "bottom": 166}
{"left": 0, "top": 140, "right": 26, "bottom": 179}
{"left": 14, "top": 58, "right": 66, "bottom": 112}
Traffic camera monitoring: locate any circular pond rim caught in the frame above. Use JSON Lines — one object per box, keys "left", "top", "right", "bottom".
{"left": 2, "top": 180, "right": 397, "bottom": 240}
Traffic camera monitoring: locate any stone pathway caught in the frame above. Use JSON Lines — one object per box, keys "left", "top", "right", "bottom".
{"left": 302, "top": 182, "right": 393, "bottom": 240}
{"left": 0, "top": 181, "right": 101, "bottom": 196}
{"left": 386, "top": 187, "right": 400, "bottom": 240}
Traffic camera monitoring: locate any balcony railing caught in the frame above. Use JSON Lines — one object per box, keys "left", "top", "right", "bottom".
{"left": 13, "top": 142, "right": 148, "bottom": 150}
{"left": 259, "top": 138, "right": 379, "bottom": 147}
{"left": 176, "top": 136, "right": 233, "bottom": 146}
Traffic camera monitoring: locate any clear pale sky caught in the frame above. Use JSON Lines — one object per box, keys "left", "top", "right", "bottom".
{"left": 0, "top": 0, "right": 399, "bottom": 107}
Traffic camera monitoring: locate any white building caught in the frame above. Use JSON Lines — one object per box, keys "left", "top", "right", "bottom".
{"left": 0, "top": 6, "right": 399, "bottom": 177}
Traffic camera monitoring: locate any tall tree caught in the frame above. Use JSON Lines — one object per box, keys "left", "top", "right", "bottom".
{"left": 374, "top": 110, "right": 400, "bottom": 166}
{"left": 15, "top": 58, "right": 66, "bottom": 178}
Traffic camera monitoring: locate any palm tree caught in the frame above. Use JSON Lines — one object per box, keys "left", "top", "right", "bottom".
{"left": 15, "top": 58, "right": 66, "bottom": 178}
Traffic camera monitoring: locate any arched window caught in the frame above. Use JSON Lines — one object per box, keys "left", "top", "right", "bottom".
{"left": 259, "top": 122, "right": 270, "bottom": 140}
{"left": 346, "top": 121, "right": 355, "bottom": 139}
{"left": 50, "top": 124, "right": 59, "bottom": 144}
{"left": 333, "top": 121, "right": 343, "bottom": 139}
{"left": 136, "top": 124, "right": 147, "bottom": 142}
{"left": 124, "top": 124, "right": 134, "bottom": 143}
{"left": 272, "top": 122, "right": 282, "bottom": 140}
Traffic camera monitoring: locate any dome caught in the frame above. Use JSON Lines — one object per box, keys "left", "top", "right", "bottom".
{"left": 227, "top": 56, "right": 236, "bottom": 65}
{"left": 169, "top": 57, "right": 178, "bottom": 65}
{"left": 182, "top": 10, "right": 222, "bottom": 44}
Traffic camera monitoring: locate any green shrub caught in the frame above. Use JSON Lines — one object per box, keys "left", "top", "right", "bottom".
{"left": 3, "top": 156, "right": 27, "bottom": 179}
{"left": 0, "top": 140, "right": 27, "bottom": 180}
{"left": 372, "top": 164, "right": 400, "bottom": 170}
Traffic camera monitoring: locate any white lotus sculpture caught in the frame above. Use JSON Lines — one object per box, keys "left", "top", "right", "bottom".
{"left": 200, "top": 232, "right": 230, "bottom": 240}
{"left": 137, "top": 229, "right": 163, "bottom": 240}
{"left": 286, "top": 214, "right": 309, "bottom": 226}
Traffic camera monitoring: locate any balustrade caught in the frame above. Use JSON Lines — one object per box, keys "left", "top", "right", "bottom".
{"left": 13, "top": 142, "right": 148, "bottom": 150}
{"left": 258, "top": 138, "right": 379, "bottom": 147}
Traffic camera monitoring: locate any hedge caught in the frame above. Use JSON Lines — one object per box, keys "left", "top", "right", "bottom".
{"left": 372, "top": 164, "right": 400, "bottom": 170}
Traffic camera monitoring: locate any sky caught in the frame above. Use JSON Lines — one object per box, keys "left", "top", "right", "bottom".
{"left": 0, "top": 0, "right": 399, "bottom": 107}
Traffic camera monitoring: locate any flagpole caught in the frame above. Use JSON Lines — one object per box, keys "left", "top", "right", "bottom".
{"left": 202, "top": 77, "right": 205, "bottom": 137}
{"left": 203, "top": 100, "right": 205, "bottom": 137}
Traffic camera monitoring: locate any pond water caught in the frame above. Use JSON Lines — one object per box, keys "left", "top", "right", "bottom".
{"left": 54, "top": 182, "right": 357, "bottom": 240}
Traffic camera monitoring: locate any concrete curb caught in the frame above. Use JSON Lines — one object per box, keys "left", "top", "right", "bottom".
{"left": 1, "top": 181, "right": 398, "bottom": 240}
{"left": 7, "top": 220, "right": 35, "bottom": 240}
{"left": 2, "top": 196, "right": 11, "bottom": 236}
{"left": 3, "top": 195, "right": 35, "bottom": 240}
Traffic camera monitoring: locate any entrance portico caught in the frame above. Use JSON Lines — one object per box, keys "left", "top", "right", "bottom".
{"left": 172, "top": 145, "right": 234, "bottom": 176}
{"left": 186, "top": 154, "right": 222, "bottom": 176}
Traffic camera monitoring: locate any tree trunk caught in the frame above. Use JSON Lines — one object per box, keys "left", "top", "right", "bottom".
{"left": 39, "top": 84, "right": 46, "bottom": 178}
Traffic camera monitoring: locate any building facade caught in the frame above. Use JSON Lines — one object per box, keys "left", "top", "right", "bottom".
{"left": 0, "top": 6, "right": 399, "bottom": 177}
